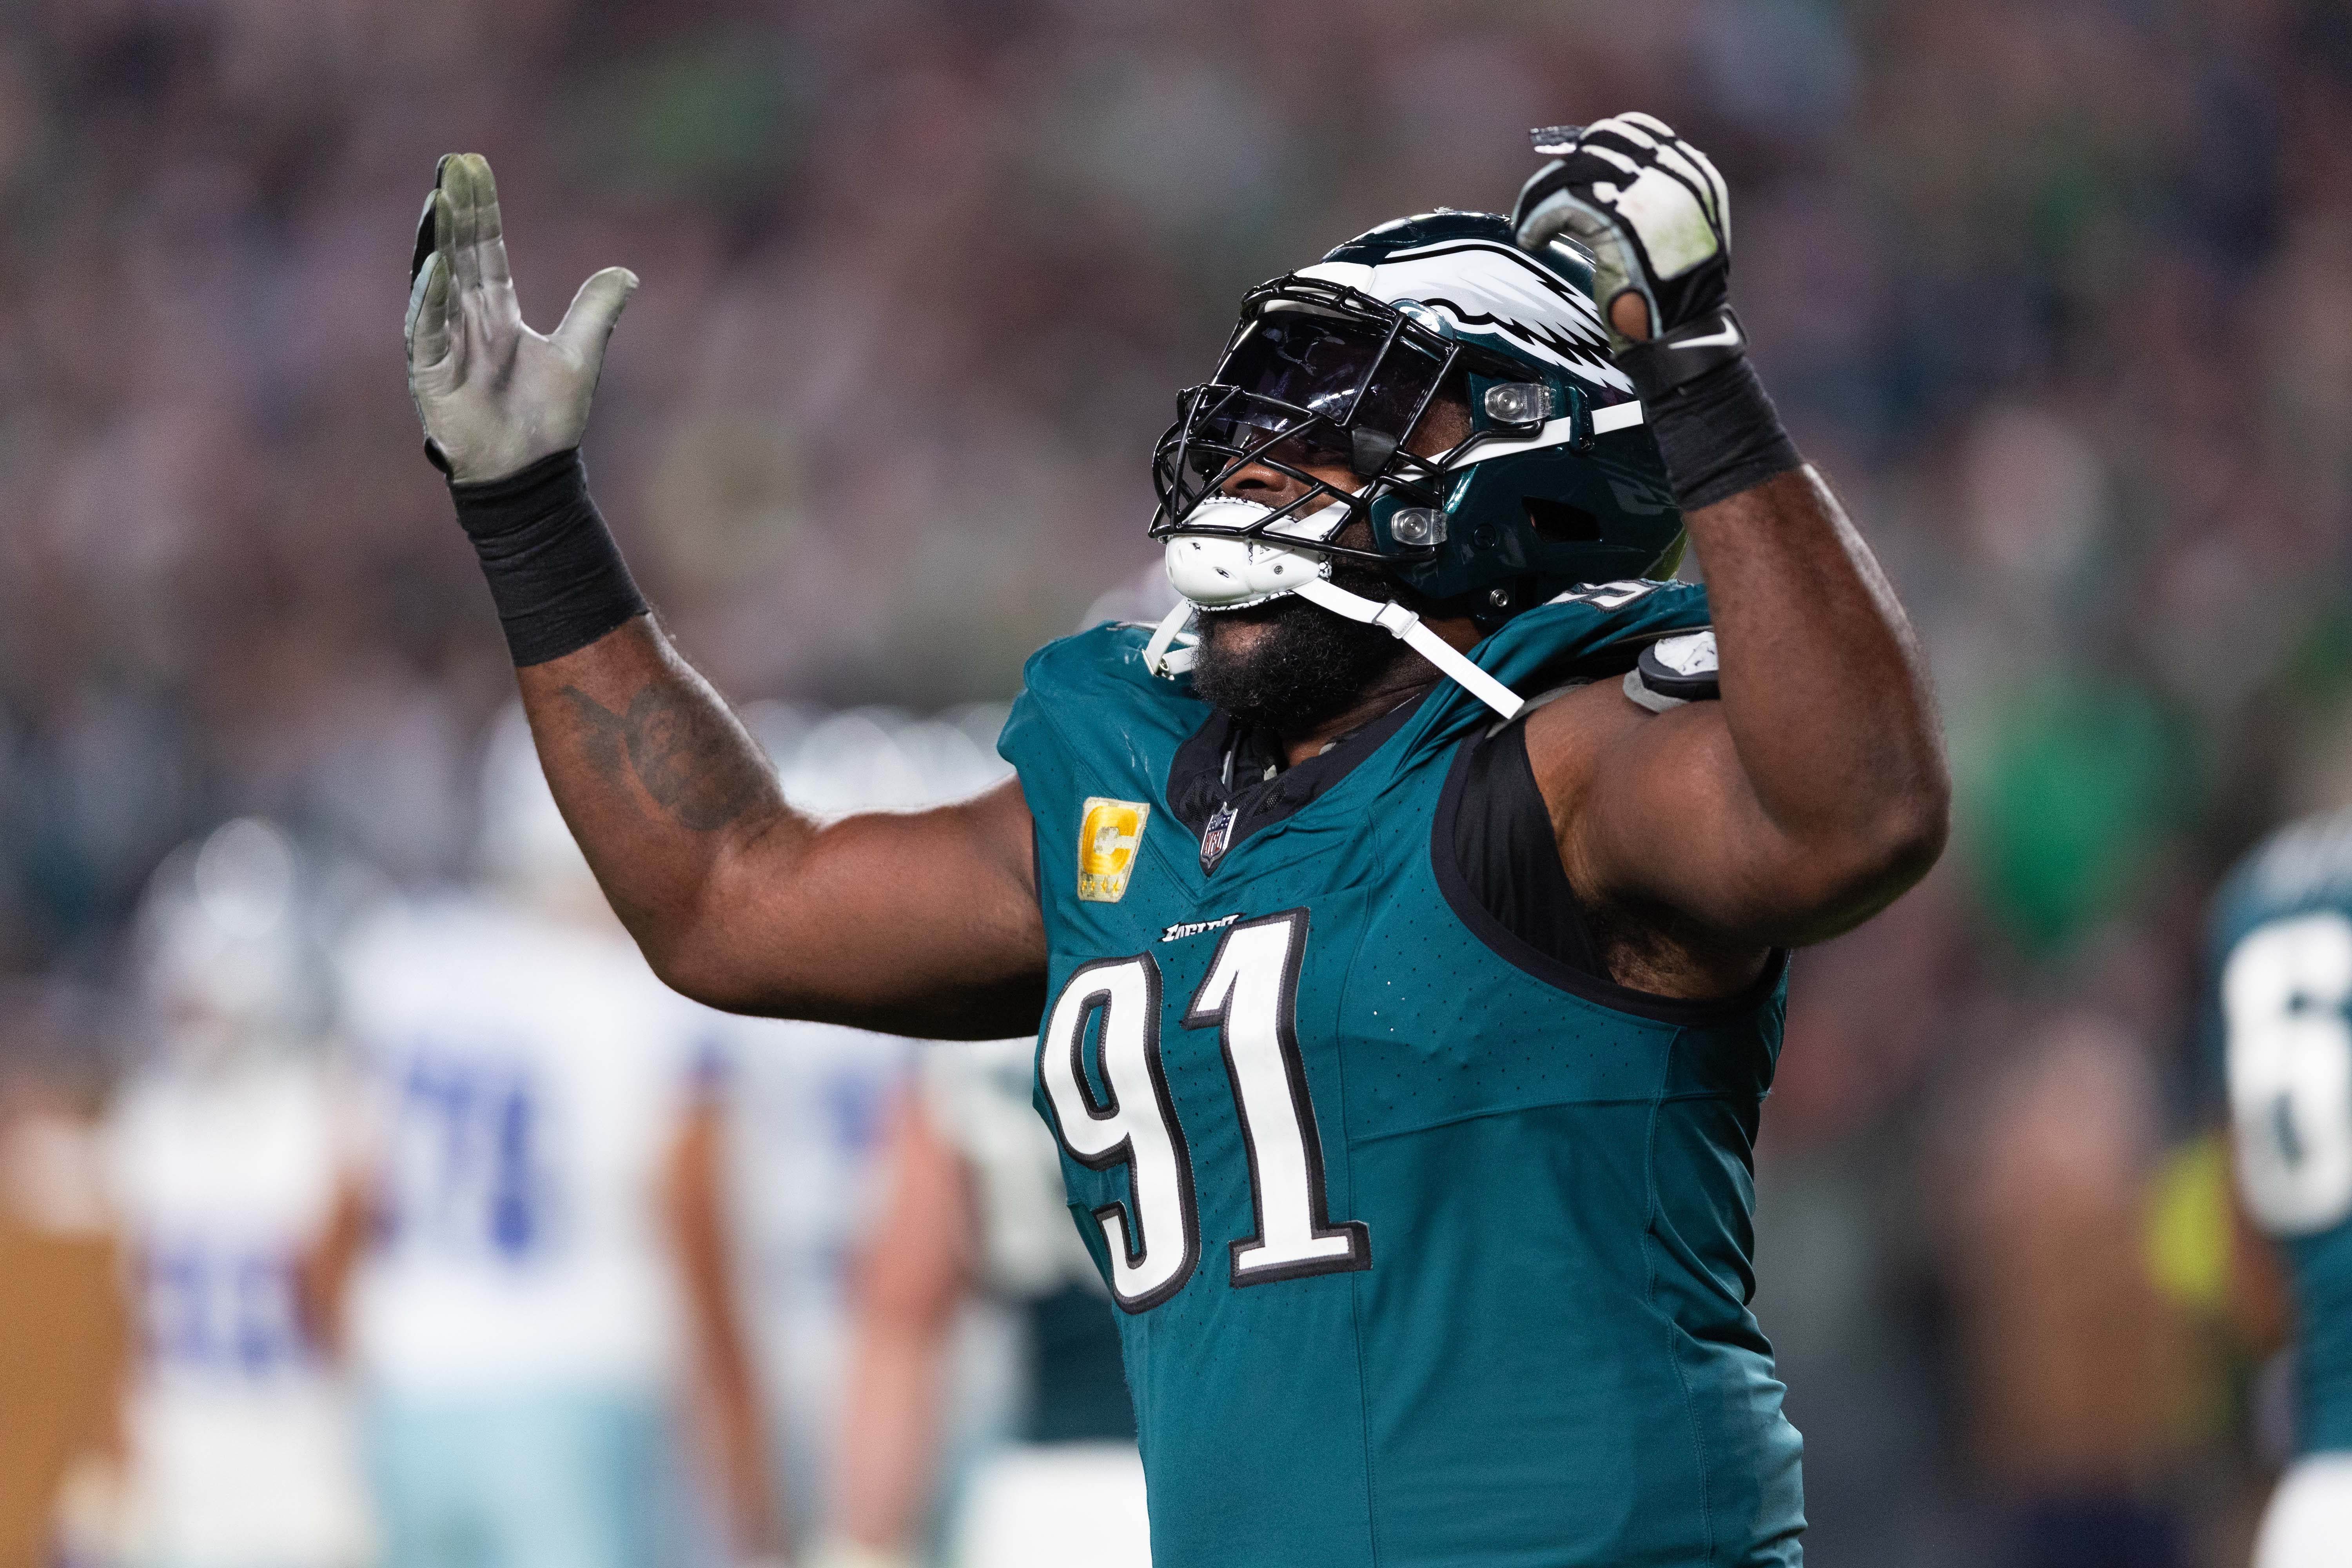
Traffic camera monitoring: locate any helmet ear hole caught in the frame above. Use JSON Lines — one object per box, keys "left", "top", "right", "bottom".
{"left": 1524, "top": 497, "right": 1601, "bottom": 543}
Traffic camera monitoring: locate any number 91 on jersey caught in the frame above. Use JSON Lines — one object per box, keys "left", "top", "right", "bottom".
{"left": 1036, "top": 908, "right": 1372, "bottom": 1312}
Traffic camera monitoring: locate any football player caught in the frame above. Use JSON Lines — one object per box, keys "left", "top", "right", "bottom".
{"left": 2209, "top": 809, "right": 2352, "bottom": 1565}
{"left": 404, "top": 114, "right": 1949, "bottom": 1565}
{"left": 104, "top": 819, "right": 375, "bottom": 1568}
{"left": 719, "top": 705, "right": 996, "bottom": 1552}
{"left": 320, "top": 709, "right": 779, "bottom": 1568}
{"left": 816, "top": 1035, "right": 1145, "bottom": 1568}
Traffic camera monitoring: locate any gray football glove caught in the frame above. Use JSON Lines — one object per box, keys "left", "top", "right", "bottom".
{"left": 403, "top": 154, "right": 637, "bottom": 483}
{"left": 1512, "top": 114, "right": 1733, "bottom": 368}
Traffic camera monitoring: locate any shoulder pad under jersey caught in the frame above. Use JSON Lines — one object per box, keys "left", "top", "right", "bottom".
{"left": 1624, "top": 629, "right": 1719, "bottom": 712}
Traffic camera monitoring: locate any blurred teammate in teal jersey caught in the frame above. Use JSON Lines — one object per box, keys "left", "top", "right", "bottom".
{"left": 403, "top": 113, "right": 1949, "bottom": 1565}
{"left": 2210, "top": 811, "right": 2352, "bottom": 1566}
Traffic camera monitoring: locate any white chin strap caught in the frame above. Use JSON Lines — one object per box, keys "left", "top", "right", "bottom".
{"left": 1147, "top": 496, "right": 1524, "bottom": 722}
{"left": 1287, "top": 576, "right": 1524, "bottom": 720}
{"left": 1142, "top": 597, "right": 1205, "bottom": 677}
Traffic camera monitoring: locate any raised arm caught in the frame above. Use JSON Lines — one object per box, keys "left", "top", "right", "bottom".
{"left": 405, "top": 155, "right": 1045, "bottom": 1035}
{"left": 1515, "top": 116, "right": 1948, "bottom": 958}
{"left": 1541, "top": 468, "right": 1946, "bottom": 948}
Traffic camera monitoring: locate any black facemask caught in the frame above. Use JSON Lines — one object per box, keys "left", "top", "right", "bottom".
{"left": 1189, "top": 560, "right": 1420, "bottom": 735}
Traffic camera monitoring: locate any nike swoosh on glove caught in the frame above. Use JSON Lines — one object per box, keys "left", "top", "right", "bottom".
{"left": 1512, "top": 113, "right": 1730, "bottom": 352}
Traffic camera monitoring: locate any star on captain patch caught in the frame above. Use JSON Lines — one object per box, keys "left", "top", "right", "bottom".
{"left": 1077, "top": 797, "right": 1150, "bottom": 902}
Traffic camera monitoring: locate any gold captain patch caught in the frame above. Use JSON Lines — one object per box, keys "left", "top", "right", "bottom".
{"left": 1078, "top": 797, "right": 1151, "bottom": 903}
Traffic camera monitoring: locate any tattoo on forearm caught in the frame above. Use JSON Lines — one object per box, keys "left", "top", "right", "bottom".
{"left": 558, "top": 685, "right": 771, "bottom": 832}
{"left": 564, "top": 689, "right": 634, "bottom": 798}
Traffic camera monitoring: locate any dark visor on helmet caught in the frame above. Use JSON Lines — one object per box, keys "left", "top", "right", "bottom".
{"left": 1152, "top": 276, "right": 1492, "bottom": 558}
{"left": 1195, "top": 310, "right": 1449, "bottom": 467}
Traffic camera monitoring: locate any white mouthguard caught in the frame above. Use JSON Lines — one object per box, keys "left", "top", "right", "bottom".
{"left": 1162, "top": 497, "right": 1350, "bottom": 612}
{"left": 1148, "top": 494, "right": 1526, "bottom": 721}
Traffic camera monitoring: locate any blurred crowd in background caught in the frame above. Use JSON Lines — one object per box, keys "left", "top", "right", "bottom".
{"left": 0, "top": 0, "right": 2348, "bottom": 1565}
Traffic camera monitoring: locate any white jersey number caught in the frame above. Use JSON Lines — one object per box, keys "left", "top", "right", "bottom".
{"left": 2225, "top": 909, "right": 2352, "bottom": 1236}
{"left": 1038, "top": 955, "right": 1198, "bottom": 1310}
{"left": 1185, "top": 911, "right": 1371, "bottom": 1284}
{"left": 1038, "top": 910, "right": 1370, "bottom": 1311}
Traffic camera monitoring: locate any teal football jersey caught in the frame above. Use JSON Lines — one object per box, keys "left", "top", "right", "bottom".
{"left": 2211, "top": 810, "right": 2352, "bottom": 1456}
{"left": 998, "top": 582, "right": 1804, "bottom": 1567}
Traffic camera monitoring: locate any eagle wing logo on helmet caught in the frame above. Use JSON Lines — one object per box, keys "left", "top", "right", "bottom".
{"left": 1145, "top": 210, "right": 1688, "bottom": 718}
{"left": 1299, "top": 238, "right": 1626, "bottom": 391}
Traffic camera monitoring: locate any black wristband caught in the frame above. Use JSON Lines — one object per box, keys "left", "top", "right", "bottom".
{"left": 1641, "top": 353, "right": 1804, "bottom": 513}
{"left": 1616, "top": 307, "right": 1751, "bottom": 404}
{"left": 450, "top": 449, "right": 649, "bottom": 667}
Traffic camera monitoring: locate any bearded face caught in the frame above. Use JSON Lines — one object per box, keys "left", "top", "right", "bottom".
{"left": 1183, "top": 386, "right": 1472, "bottom": 735}
{"left": 1187, "top": 555, "right": 1419, "bottom": 734}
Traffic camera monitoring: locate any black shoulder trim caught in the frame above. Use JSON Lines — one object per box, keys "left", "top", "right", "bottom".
{"left": 1429, "top": 730, "right": 1786, "bottom": 1026}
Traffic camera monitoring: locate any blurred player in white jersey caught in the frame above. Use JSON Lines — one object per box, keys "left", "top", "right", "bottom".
{"left": 321, "top": 708, "right": 777, "bottom": 1568}
{"left": 722, "top": 706, "right": 1025, "bottom": 1559}
{"left": 725, "top": 1013, "right": 901, "bottom": 1557}
{"left": 813, "top": 1033, "right": 1145, "bottom": 1568}
{"left": 104, "top": 818, "right": 374, "bottom": 1568}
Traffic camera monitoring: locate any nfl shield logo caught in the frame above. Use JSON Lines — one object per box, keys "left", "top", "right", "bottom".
{"left": 1199, "top": 802, "right": 1238, "bottom": 873}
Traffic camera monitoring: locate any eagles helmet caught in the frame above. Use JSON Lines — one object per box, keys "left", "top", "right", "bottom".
{"left": 1145, "top": 211, "right": 1685, "bottom": 717}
